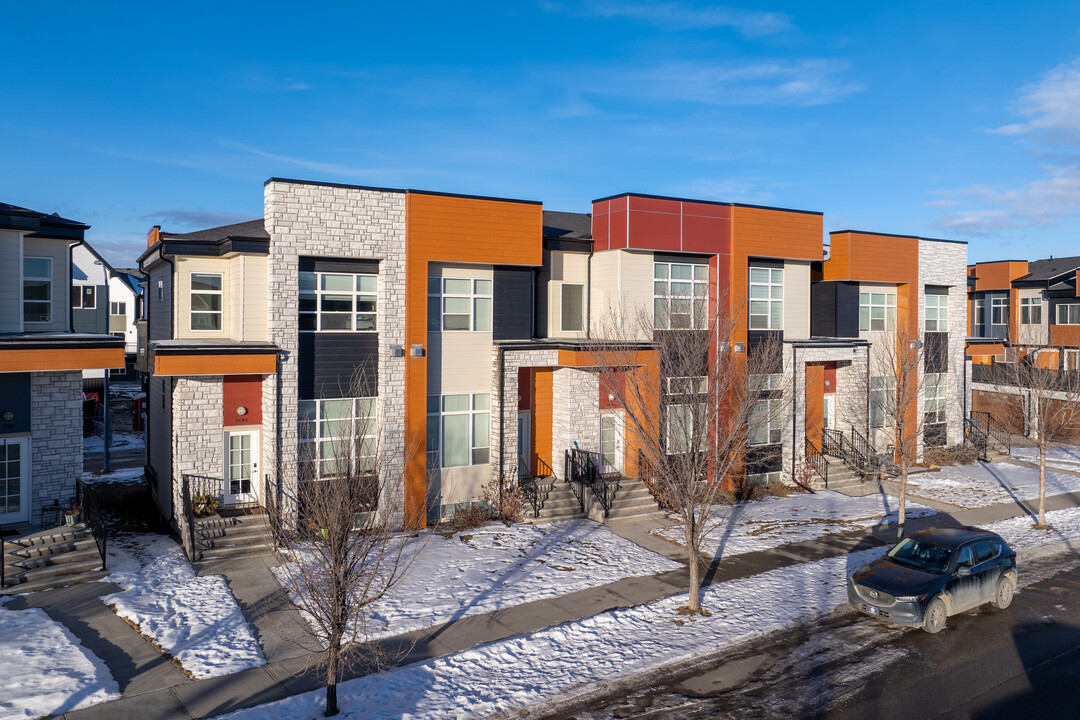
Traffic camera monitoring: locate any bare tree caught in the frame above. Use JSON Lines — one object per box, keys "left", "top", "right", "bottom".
{"left": 267, "top": 371, "right": 425, "bottom": 716}
{"left": 999, "top": 340, "right": 1080, "bottom": 528}
{"left": 588, "top": 302, "right": 788, "bottom": 614}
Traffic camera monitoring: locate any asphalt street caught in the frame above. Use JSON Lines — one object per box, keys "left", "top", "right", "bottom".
{"left": 552, "top": 548, "right": 1080, "bottom": 720}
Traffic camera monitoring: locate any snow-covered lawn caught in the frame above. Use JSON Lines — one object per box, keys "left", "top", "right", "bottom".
{"left": 278, "top": 520, "right": 681, "bottom": 642}
{"left": 83, "top": 430, "right": 144, "bottom": 453}
{"left": 100, "top": 534, "right": 263, "bottom": 679}
{"left": 1011, "top": 445, "right": 1080, "bottom": 472}
{"left": 902, "top": 460, "right": 1080, "bottom": 508}
{"left": 0, "top": 603, "right": 120, "bottom": 719}
{"left": 220, "top": 506, "right": 1080, "bottom": 720}
{"left": 82, "top": 466, "right": 145, "bottom": 485}
{"left": 653, "top": 490, "right": 935, "bottom": 561}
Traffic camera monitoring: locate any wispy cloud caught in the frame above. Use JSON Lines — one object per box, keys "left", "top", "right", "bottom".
{"left": 990, "top": 57, "right": 1080, "bottom": 139}
{"left": 220, "top": 140, "right": 397, "bottom": 178}
{"left": 146, "top": 210, "right": 260, "bottom": 229}
{"left": 542, "top": 1, "right": 794, "bottom": 38}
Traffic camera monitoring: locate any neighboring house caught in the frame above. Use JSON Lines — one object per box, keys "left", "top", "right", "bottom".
{"left": 108, "top": 268, "right": 144, "bottom": 380}
{"left": 142, "top": 180, "right": 968, "bottom": 533}
{"left": 0, "top": 202, "right": 124, "bottom": 526}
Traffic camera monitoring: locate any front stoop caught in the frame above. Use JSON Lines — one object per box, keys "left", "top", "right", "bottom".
{"left": 190, "top": 511, "right": 271, "bottom": 561}
{"left": 1, "top": 524, "right": 107, "bottom": 595}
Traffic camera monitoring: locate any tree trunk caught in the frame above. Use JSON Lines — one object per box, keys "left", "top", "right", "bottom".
{"left": 898, "top": 464, "right": 908, "bottom": 530}
{"left": 325, "top": 636, "right": 341, "bottom": 716}
{"left": 686, "top": 519, "right": 701, "bottom": 612}
{"left": 1039, "top": 443, "right": 1048, "bottom": 527}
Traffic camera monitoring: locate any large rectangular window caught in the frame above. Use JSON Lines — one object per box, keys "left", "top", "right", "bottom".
{"left": 748, "top": 266, "right": 783, "bottom": 330}
{"left": 973, "top": 297, "right": 985, "bottom": 332}
{"left": 561, "top": 283, "right": 584, "bottom": 332}
{"left": 654, "top": 262, "right": 708, "bottom": 330}
{"left": 749, "top": 398, "right": 784, "bottom": 446}
{"left": 190, "top": 273, "right": 223, "bottom": 331}
{"left": 859, "top": 291, "right": 896, "bottom": 332}
{"left": 991, "top": 296, "right": 1008, "bottom": 325}
{"left": 110, "top": 301, "right": 126, "bottom": 316}
{"left": 1056, "top": 303, "right": 1080, "bottom": 325}
{"left": 299, "top": 271, "right": 377, "bottom": 332}
{"left": 298, "top": 397, "right": 377, "bottom": 479}
{"left": 925, "top": 294, "right": 948, "bottom": 332}
{"left": 924, "top": 373, "right": 947, "bottom": 424}
{"left": 428, "top": 277, "right": 492, "bottom": 332}
{"left": 664, "top": 375, "right": 707, "bottom": 454}
{"left": 23, "top": 257, "right": 52, "bottom": 323}
{"left": 427, "top": 393, "right": 490, "bottom": 467}
{"left": 870, "top": 376, "right": 894, "bottom": 428}
{"left": 1021, "top": 297, "right": 1043, "bottom": 325}
{"left": 71, "top": 286, "right": 96, "bottom": 310}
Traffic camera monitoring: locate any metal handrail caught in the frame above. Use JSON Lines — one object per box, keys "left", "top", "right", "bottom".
{"left": 965, "top": 418, "right": 990, "bottom": 461}
{"left": 566, "top": 448, "right": 619, "bottom": 517}
{"left": 179, "top": 474, "right": 195, "bottom": 561}
{"left": 535, "top": 456, "right": 555, "bottom": 479}
{"left": 75, "top": 479, "right": 108, "bottom": 571}
{"left": 805, "top": 437, "right": 829, "bottom": 488}
{"left": 821, "top": 428, "right": 845, "bottom": 459}
{"left": 563, "top": 449, "right": 590, "bottom": 514}
{"left": 637, "top": 449, "right": 669, "bottom": 510}
{"left": 971, "top": 410, "right": 1011, "bottom": 454}
{"left": 848, "top": 426, "right": 876, "bottom": 472}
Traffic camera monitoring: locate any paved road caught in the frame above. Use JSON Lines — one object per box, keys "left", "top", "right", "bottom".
{"left": 553, "top": 548, "right": 1080, "bottom": 720}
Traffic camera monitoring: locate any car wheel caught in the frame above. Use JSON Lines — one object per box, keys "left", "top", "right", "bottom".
{"left": 923, "top": 597, "right": 947, "bottom": 634}
{"left": 991, "top": 577, "right": 1015, "bottom": 610}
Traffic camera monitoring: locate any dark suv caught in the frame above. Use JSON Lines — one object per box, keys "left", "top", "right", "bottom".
{"left": 848, "top": 527, "right": 1017, "bottom": 633}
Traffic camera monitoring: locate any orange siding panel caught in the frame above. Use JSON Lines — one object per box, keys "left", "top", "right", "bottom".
{"left": 532, "top": 368, "right": 553, "bottom": 477}
{"left": 0, "top": 347, "right": 124, "bottom": 373}
{"left": 1050, "top": 325, "right": 1080, "bottom": 346}
{"left": 972, "top": 261, "right": 1029, "bottom": 292}
{"left": 154, "top": 353, "right": 275, "bottom": 376}
{"left": 805, "top": 364, "right": 825, "bottom": 451}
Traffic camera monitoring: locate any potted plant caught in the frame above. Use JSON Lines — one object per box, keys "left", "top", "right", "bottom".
{"left": 64, "top": 506, "right": 81, "bottom": 526}
{"left": 192, "top": 493, "right": 219, "bottom": 518}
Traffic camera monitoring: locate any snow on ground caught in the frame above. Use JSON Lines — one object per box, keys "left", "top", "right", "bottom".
{"left": 0, "top": 603, "right": 120, "bottom": 719}
{"left": 218, "top": 505, "right": 1080, "bottom": 720}
{"left": 1011, "top": 445, "right": 1080, "bottom": 472}
{"left": 83, "top": 430, "right": 144, "bottom": 453}
{"left": 100, "top": 534, "right": 264, "bottom": 679}
{"left": 278, "top": 520, "right": 681, "bottom": 642}
{"left": 902, "top": 459, "right": 1080, "bottom": 508}
{"left": 653, "top": 490, "right": 935, "bottom": 561}
{"left": 82, "top": 466, "right": 145, "bottom": 485}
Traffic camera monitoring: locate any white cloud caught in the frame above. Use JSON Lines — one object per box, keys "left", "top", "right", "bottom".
{"left": 991, "top": 57, "right": 1080, "bottom": 138}
{"left": 542, "top": 1, "right": 793, "bottom": 38}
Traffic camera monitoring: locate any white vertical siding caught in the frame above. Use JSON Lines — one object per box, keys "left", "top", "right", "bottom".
{"left": 0, "top": 230, "right": 22, "bottom": 332}
{"left": 783, "top": 260, "right": 810, "bottom": 340}
{"left": 548, "top": 250, "right": 589, "bottom": 340}
{"left": 1017, "top": 287, "right": 1048, "bottom": 345}
{"left": 22, "top": 237, "right": 71, "bottom": 333}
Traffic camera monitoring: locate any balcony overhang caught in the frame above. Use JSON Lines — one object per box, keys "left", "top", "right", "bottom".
{"left": 149, "top": 340, "right": 279, "bottom": 376}
{"left": 0, "top": 333, "right": 124, "bottom": 373}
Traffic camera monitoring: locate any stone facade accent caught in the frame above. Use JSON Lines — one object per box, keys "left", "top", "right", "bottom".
{"left": 552, "top": 367, "right": 601, "bottom": 468}
{"left": 919, "top": 238, "right": 968, "bottom": 455}
{"left": 264, "top": 181, "right": 407, "bottom": 510}
{"left": 491, "top": 346, "right": 559, "bottom": 477}
{"left": 30, "top": 371, "right": 82, "bottom": 524}
{"left": 170, "top": 376, "right": 225, "bottom": 522}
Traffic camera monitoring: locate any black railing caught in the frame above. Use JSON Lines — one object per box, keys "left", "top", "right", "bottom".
{"left": 821, "top": 428, "right": 845, "bottom": 459}
{"left": 848, "top": 427, "right": 876, "bottom": 472}
{"left": 805, "top": 438, "right": 829, "bottom": 489}
{"left": 535, "top": 456, "right": 554, "bottom": 479}
{"left": 565, "top": 448, "right": 621, "bottom": 515}
{"left": 637, "top": 450, "right": 667, "bottom": 510}
{"left": 822, "top": 427, "right": 877, "bottom": 477}
{"left": 971, "top": 410, "right": 1012, "bottom": 455}
{"left": 179, "top": 474, "right": 227, "bottom": 561}
{"left": 75, "top": 479, "right": 108, "bottom": 571}
{"left": 965, "top": 417, "right": 990, "bottom": 461}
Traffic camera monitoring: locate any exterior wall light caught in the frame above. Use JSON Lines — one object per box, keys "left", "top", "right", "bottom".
{"left": 1, "top": 410, "right": 13, "bottom": 422}
{"left": 733, "top": 342, "right": 745, "bottom": 354}
{"left": 236, "top": 406, "right": 248, "bottom": 416}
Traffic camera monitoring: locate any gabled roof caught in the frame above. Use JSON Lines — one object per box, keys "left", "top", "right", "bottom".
{"left": 0, "top": 201, "right": 88, "bottom": 239}
{"left": 1014, "top": 255, "right": 1080, "bottom": 284}
{"left": 543, "top": 211, "right": 591, "bottom": 240}
{"left": 139, "top": 219, "right": 269, "bottom": 265}
{"left": 166, "top": 219, "right": 268, "bottom": 244}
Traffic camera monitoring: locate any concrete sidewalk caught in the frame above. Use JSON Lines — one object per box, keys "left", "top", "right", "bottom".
{"left": 57, "top": 480, "right": 1080, "bottom": 719}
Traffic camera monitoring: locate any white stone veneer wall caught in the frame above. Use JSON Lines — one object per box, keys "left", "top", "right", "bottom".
{"left": 919, "top": 238, "right": 968, "bottom": 456}
{"left": 492, "top": 347, "right": 559, "bottom": 477}
{"left": 552, "top": 367, "right": 601, "bottom": 466}
{"left": 170, "top": 376, "right": 224, "bottom": 524}
{"left": 264, "top": 181, "right": 407, "bottom": 514}
{"left": 30, "top": 371, "right": 82, "bottom": 525}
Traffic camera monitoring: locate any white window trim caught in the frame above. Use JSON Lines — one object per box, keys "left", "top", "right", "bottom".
{"left": 110, "top": 301, "right": 127, "bottom": 316}
{"left": 860, "top": 291, "right": 897, "bottom": 332}
{"left": 924, "top": 372, "right": 948, "bottom": 424}
{"left": 72, "top": 285, "right": 96, "bottom": 310}
{"left": 428, "top": 277, "right": 492, "bottom": 333}
{"left": 23, "top": 256, "right": 52, "bottom": 324}
{"left": 427, "top": 393, "right": 491, "bottom": 468}
{"left": 870, "top": 376, "right": 895, "bottom": 429}
{"left": 654, "top": 261, "right": 709, "bottom": 330}
{"left": 991, "top": 296, "right": 1008, "bottom": 326}
{"left": 298, "top": 397, "right": 378, "bottom": 480}
{"left": 1056, "top": 303, "right": 1080, "bottom": 325}
{"left": 747, "top": 471, "right": 781, "bottom": 486}
{"left": 925, "top": 293, "right": 948, "bottom": 332}
{"left": 1020, "top": 297, "right": 1043, "bottom": 325}
{"left": 749, "top": 397, "right": 784, "bottom": 446}
{"left": 560, "top": 283, "right": 585, "bottom": 333}
{"left": 190, "top": 272, "right": 224, "bottom": 332}
{"left": 748, "top": 265, "right": 784, "bottom": 331}
{"left": 299, "top": 271, "right": 378, "bottom": 333}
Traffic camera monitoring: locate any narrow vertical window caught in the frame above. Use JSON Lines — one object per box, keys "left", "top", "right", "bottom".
{"left": 748, "top": 266, "right": 783, "bottom": 330}
{"left": 23, "top": 257, "right": 52, "bottom": 323}
{"left": 561, "top": 283, "right": 584, "bottom": 332}
{"left": 190, "top": 273, "right": 223, "bottom": 331}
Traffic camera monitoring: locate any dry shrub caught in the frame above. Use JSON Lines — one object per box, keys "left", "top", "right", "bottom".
{"left": 481, "top": 476, "right": 526, "bottom": 524}
{"left": 444, "top": 503, "right": 493, "bottom": 533}
{"left": 924, "top": 444, "right": 978, "bottom": 467}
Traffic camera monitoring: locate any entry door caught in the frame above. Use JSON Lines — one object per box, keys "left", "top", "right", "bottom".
{"left": 823, "top": 394, "right": 836, "bottom": 430}
{"left": 517, "top": 412, "right": 531, "bottom": 475}
{"left": 0, "top": 437, "right": 29, "bottom": 524}
{"left": 224, "top": 430, "right": 259, "bottom": 505}
{"left": 600, "top": 414, "right": 623, "bottom": 474}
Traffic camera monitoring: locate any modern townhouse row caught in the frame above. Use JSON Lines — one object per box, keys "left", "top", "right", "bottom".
{"left": 0, "top": 202, "right": 125, "bottom": 526}
{"left": 139, "top": 178, "right": 969, "bottom": 530}
{"left": 966, "top": 256, "right": 1080, "bottom": 438}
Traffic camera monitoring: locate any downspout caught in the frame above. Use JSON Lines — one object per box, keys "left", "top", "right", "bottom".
{"left": 103, "top": 267, "right": 112, "bottom": 473}
{"left": 791, "top": 344, "right": 798, "bottom": 485}
{"left": 69, "top": 239, "right": 85, "bottom": 332}
{"left": 276, "top": 350, "right": 284, "bottom": 511}
{"left": 586, "top": 249, "right": 593, "bottom": 339}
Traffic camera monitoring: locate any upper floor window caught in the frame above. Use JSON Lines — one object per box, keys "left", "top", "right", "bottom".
{"left": 110, "top": 301, "right": 126, "bottom": 316}
{"left": 654, "top": 262, "right": 708, "bottom": 330}
{"left": 300, "top": 271, "right": 377, "bottom": 332}
{"left": 23, "top": 257, "right": 52, "bottom": 323}
{"left": 426, "top": 393, "right": 490, "bottom": 468}
{"left": 748, "top": 266, "right": 783, "bottom": 330}
{"left": 71, "top": 286, "right": 96, "bottom": 310}
{"left": 973, "top": 298, "right": 985, "bottom": 331}
{"left": 561, "top": 284, "right": 584, "bottom": 332}
{"left": 860, "top": 292, "right": 896, "bottom": 332}
{"left": 1021, "top": 297, "right": 1042, "bottom": 325}
{"left": 428, "top": 277, "right": 491, "bottom": 332}
{"left": 1057, "top": 303, "right": 1080, "bottom": 325}
{"left": 298, "top": 397, "right": 377, "bottom": 479}
{"left": 991, "top": 296, "right": 1008, "bottom": 325}
{"left": 190, "top": 273, "right": 223, "bottom": 331}
{"left": 925, "top": 294, "right": 948, "bottom": 332}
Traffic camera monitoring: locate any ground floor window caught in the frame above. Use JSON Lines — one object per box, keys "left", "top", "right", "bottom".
{"left": 924, "top": 373, "right": 947, "bottom": 425}
{"left": 747, "top": 471, "right": 781, "bottom": 486}
{"left": 427, "top": 393, "right": 490, "bottom": 468}
{"left": 870, "top": 376, "right": 894, "bottom": 428}
{"left": 298, "top": 397, "right": 377, "bottom": 479}
{"left": 749, "top": 397, "right": 784, "bottom": 446}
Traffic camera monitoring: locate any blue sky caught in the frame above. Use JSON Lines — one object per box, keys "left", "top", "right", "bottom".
{"left": 4, "top": 1, "right": 1080, "bottom": 267}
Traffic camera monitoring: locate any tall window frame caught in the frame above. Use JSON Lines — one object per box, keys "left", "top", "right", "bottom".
{"left": 561, "top": 283, "right": 584, "bottom": 332}
{"left": 427, "top": 393, "right": 490, "bottom": 468}
{"left": 427, "top": 277, "right": 492, "bottom": 333}
{"left": 23, "top": 256, "right": 52, "bottom": 323}
{"left": 924, "top": 293, "right": 948, "bottom": 332}
{"left": 748, "top": 373, "right": 784, "bottom": 446}
{"left": 991, "top": 296, "right": 1008, "bottom": 326}
{"left": 664, "top": 375, "right": 708, "bottom": 454}
{"left": 654, "top": 262, "right": 708, "bottom": 330}
{"left": 71, "top": 285, "right": 96, "bottom": 310}
{"left": 973, "top": 297, "right": 985, "bottom": 333}
{"left": 859, "top": 291, "right": 897, "bottom": 332}
{"left": 870, "top": 376, "right": 894, "bottom": 428}
{"left": 298, "top": 397, "right": 377, "bottom": 480}
{"left": 1020, "top": 296, "right": 1043, "bottom": 325}
{"left": 924, "top": 373, "right": 948, "bottom": 424}
{"left": 1056, "top": 303, "right": 1080, "bottom": 325}
{"left": 748, "top": 266, "right": 783, "bottom": 331}
{"left": 299, "top": 271, "right": 377, "bottom": 333}
{"left": 190, "top": 273, "right": 223, "bottom": 331}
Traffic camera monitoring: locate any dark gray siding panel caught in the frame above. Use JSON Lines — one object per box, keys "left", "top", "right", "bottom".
{"left": 148, "top": 377, "right": 173, "bottom": 520}
{"left": 299, "top": 257, "right": 380, "bottom": 275}
{"left": 836, "top": 282, "right": 860, "bottom": 337}
{"left": 298, "top": 333, "right": 379, "bottom": 399}
{"left": 148, "top": 265, "right": 173, "bottom": 341}
{"left": 0, "top": 373, "right": 31, "bottom": 434}
{"left": 810, "top": 283, "right": 837, "bottom": 337}
{"left": 493, "top": 266, "right": 533, "bottom": 341}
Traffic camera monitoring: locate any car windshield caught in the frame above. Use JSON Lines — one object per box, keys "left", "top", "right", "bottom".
{"left": 886, "top": 538, "right": 953, "bottom": 574}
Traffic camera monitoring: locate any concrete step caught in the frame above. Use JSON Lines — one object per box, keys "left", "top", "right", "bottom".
{"left": 3, "top": 554, "right": 105, "bottom": 588}
{"left": 604, "top": 504, "right": 663, "bottom": 520}
{"left": 1, "top": 569, "right": 109, "bottom": 595}
{"left": 4, "top": 544, "right": 101, "bottom": 573}
{"left": 533, "top": 511, "right": 588, "bottom": 523}
{"left": 193, "top": 522, "right": 269, "bottom": 543}
{"left": 193, "top": 514, "right": 269, "bottom": 531}
{"left": 3, "top": 536, "right": 98, "bottom": 564}
{"left": 196, "top": 543, "right": 273, "bottom": 561}
{"left": 5, "top": 524, "right": 92, "bottom": 549}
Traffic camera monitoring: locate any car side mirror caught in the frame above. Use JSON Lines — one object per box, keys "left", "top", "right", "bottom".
{"left": 956, "top": 566, "right": 971, "bottom": 577}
